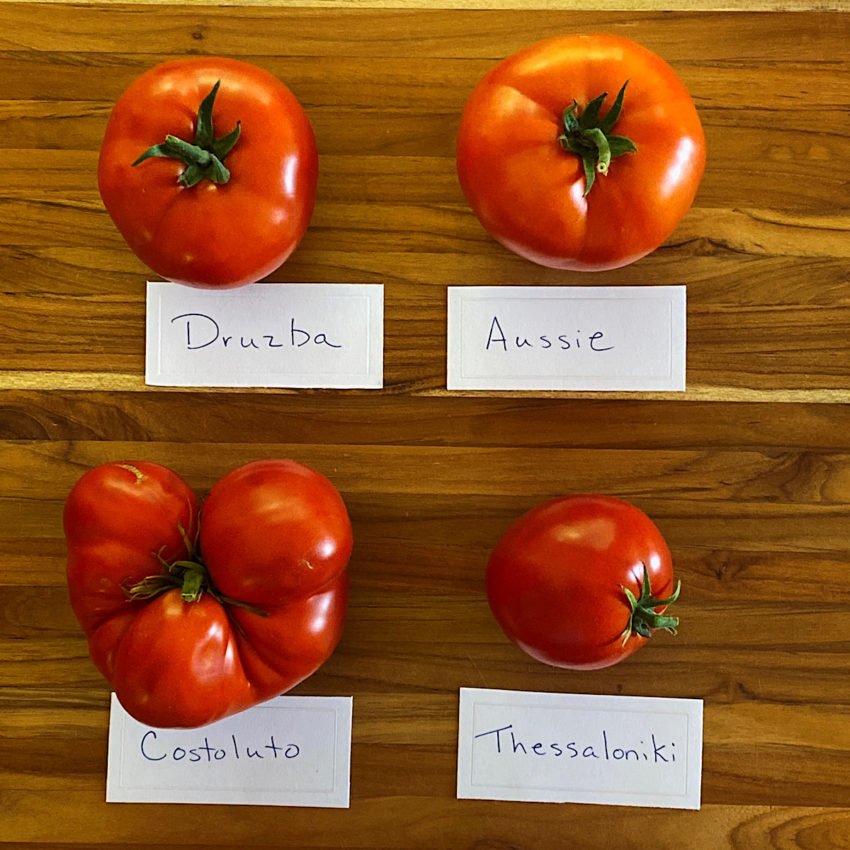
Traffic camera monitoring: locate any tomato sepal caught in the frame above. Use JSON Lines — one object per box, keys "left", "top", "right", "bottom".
{"left": 125, "top": 539, "right": 268, "bottom": 618}
{"left": 558, "top": 81, "right": 638, "bottom": 196}
{"left": 621, "top": 564, "right": 681, "bottom": 643}
{"left": 132, "top": 81, "right": 241, "bottom": 188}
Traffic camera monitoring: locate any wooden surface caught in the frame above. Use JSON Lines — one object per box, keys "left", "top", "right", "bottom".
{"left": 1, "top": 4, "right": 850, "bottom": 848}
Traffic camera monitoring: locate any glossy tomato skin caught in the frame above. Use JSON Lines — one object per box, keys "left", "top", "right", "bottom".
{"left": 64, "top": 459, "right": 351, "bottom": 728}
{"left": 110, "top": 591, "right": 255, "bottom": 729}
{"left": 200, "top": 459, "right": 353, "bottom": 606}
{"left": 486, "top": 495, "right": 675, "bottom": 669}
{"left": 456, "top": 33, "right": 706, "bottom": 271}
{"left": 98, "top": 57, "right": 318, "bottom": 288}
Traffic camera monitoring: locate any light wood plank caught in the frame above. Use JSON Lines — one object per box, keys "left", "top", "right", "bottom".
{"left": 1, "top": 5, "right": 849, "bottom": 847}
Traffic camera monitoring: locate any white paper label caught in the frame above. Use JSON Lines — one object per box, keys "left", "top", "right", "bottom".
{"left": 146, "top": 282, "right": 383, "bottom": 388}
{"left": 447, "top": 286, "right": 686, "bottom": 391}
{"left": 106, "top": 694, "right": 352, "bottom": 807}
{"left": 457, "top": 688, "right": 702, "bottom": 809}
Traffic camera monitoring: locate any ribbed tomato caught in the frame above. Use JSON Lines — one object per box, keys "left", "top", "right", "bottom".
{"left": 64, "top": 459, "right": 351, "bottom": 728}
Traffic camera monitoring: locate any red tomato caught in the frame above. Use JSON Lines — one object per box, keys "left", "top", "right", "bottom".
{"left": 64, "top": 459, "right": 351, "bottom": 728}
{"left": 486, "top": 494, "right": 679, "bottom": 669}
{"left": 98, "top": 57, "right": 318, "bottom": 288}
{"left": 456, "top": 33, "right": 706, "bottom": 271}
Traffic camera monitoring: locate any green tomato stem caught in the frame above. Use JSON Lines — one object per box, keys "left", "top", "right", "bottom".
{"left": 132, "top": 81, "right": 241, "bottom": 188}
{"left": 620, "top": 563, "right": 681, "bottom": 643}
{"left": 558, "top": 81, "right": 638, "bottom": 196}
{"left": 124, "top": 535, "right": 267, "bottom": 618}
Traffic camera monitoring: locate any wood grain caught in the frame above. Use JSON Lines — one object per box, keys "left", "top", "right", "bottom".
{"left": 1, "top": 4, "right": 849, "bottom": 849}
{"left": 0, "top": 6, "right": 849, "bottom": 399}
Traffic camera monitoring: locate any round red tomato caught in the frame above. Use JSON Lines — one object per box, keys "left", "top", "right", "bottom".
{"left": 64, "top": 459, "right": 351, "bottom": 728}
{"left": 486, "top": 494, "right": 679, "bottom": 669}
{"left": 456, "top": 33, "right": 706, "bottom": 271}
{"left": 98, "top": 57, "right": 318, "bottom": 288}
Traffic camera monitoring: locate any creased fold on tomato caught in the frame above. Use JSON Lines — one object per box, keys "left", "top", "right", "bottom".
{"left": 231, "top": 574, "right": 348, "bottom": 702}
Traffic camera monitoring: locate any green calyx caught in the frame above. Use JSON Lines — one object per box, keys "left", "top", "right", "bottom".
{"left": 558, "top": 81, "right": 638, "bottom": 197}
{"left": 621, "top": 563, "right": 681, "bottom": 643}
{"left": 132, "top": 81, "right": 241, "bottom": 188}
{"left": 125, "top": 525, "right": 266, "bottom": 617}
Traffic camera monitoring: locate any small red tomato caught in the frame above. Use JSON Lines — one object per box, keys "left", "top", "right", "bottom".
{"left": 98, "top": 57, "right": 318, "bottom": 288}
{"left": 457, "top": 33, "right": 706, "bottom": 271}
{"left": 486, "top": 494, "right": 680, "bottom": 669}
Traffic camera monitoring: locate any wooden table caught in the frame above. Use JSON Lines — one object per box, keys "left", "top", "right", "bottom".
{"left": 2, "top": 2, "right": 849, "bottom": 847}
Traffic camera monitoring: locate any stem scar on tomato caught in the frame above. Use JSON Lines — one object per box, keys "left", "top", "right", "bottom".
{"left": 620, "top": 563, "right": 681, "bottom": 645}
{"left": 115, "top": 462, "right": 146, "bottom": 484}
{"left": 558, "top": 81, "right": 638, "bottom": 196}
{"left": 132, "top": 81, "right": 241, "bottom": 188}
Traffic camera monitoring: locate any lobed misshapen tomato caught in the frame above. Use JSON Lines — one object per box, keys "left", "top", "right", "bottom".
{"left": 98, "top": 57, "right": 318, "bottom": 288}
{"left": 486, "top": 494, "right": 680, "bottom": 670}
{"left": 64, "top": 459, "right": 351, "bottom": 728}
{"left": 456, "top": 33, "right": 706, "bottom": 271}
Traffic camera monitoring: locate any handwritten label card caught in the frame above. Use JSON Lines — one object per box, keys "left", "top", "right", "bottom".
{"left": 146, "top": 282, "right": 383, "bottom": 388}
{"left": 106, "top": 694, "right": 352, "bottom": 807}
{"left": 447, "top": 286, "right": 686, "bottom": 391}
{"left": 457, "top": 688, "right": 703, "bottom": 809}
